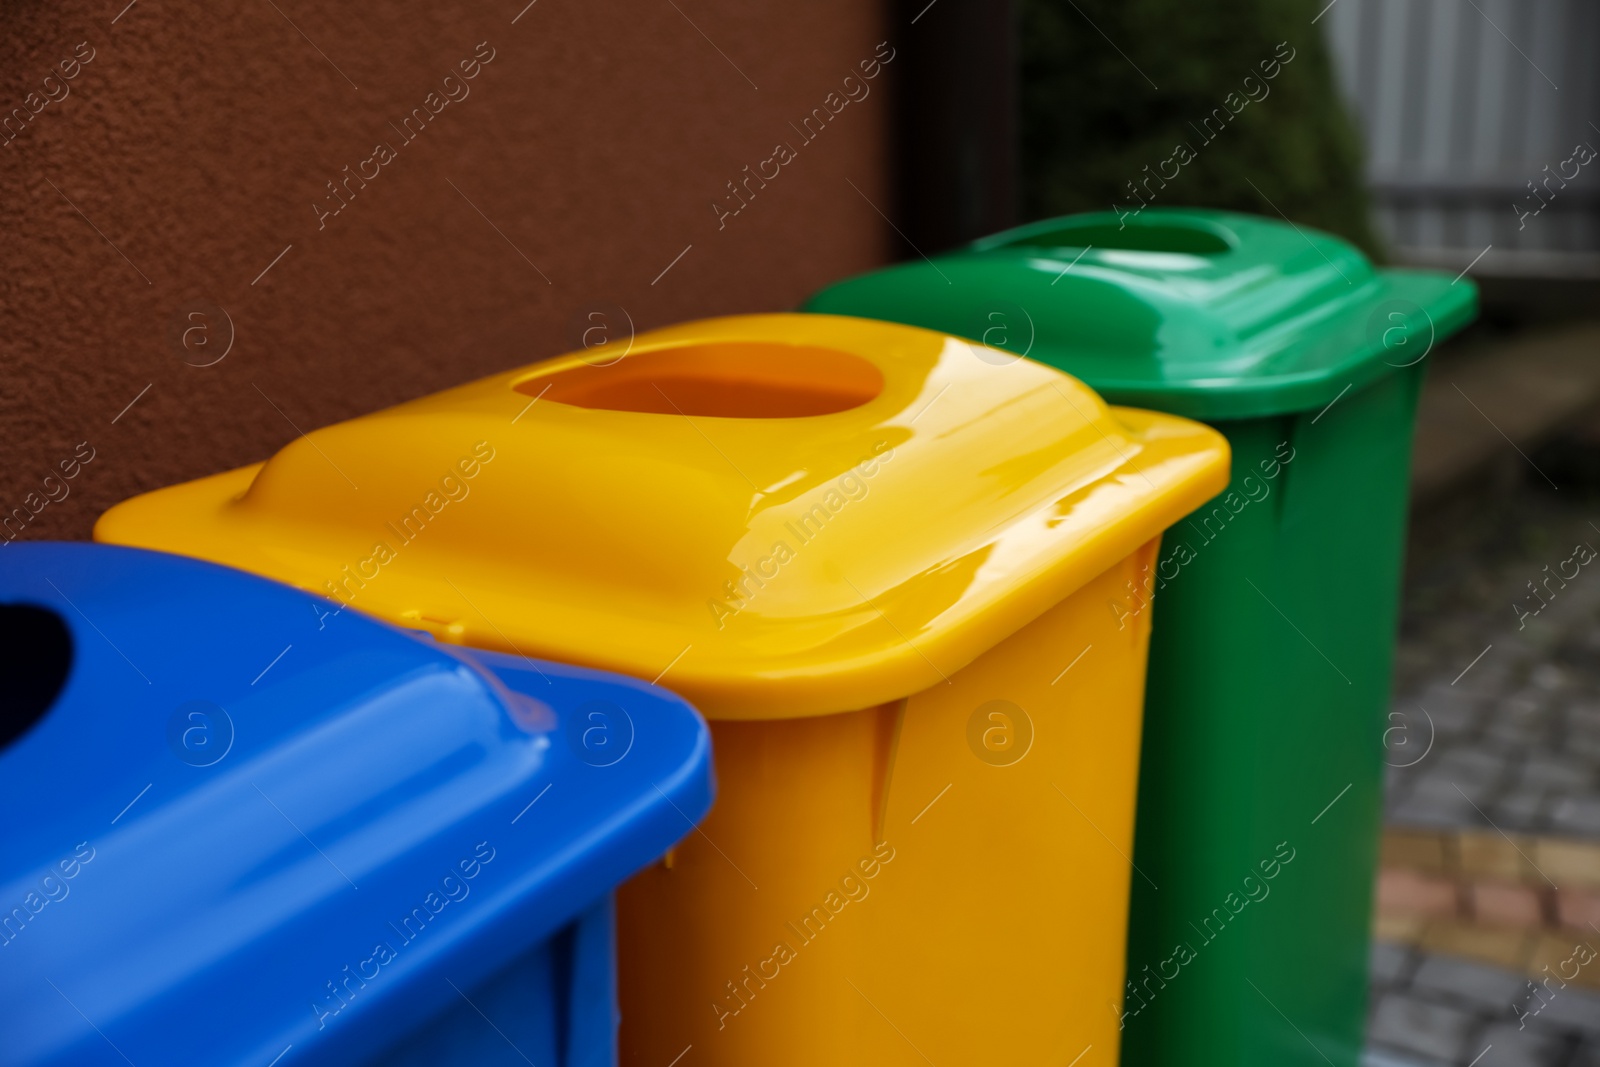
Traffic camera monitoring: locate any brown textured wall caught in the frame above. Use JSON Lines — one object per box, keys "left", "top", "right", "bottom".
{"left": 0, "top": 0, "right": 894, "bottom": 541}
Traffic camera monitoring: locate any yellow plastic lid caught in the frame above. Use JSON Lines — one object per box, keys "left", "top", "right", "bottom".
{"left": 96, "top": 314, "right": 1229, "bottom": 719}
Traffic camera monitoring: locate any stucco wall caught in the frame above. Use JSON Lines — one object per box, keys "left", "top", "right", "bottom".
{"left": 1, "top": 0, "right": 893, "bottom": 540}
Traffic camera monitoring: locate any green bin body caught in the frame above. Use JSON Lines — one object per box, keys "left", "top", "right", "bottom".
{"left": 804, "top": 208, "right": 1477, "bottom": 1067}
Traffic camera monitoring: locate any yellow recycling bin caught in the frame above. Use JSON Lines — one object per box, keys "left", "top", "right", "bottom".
{"left": 97, "top": 313, "right": 1229, "bottom": 1066}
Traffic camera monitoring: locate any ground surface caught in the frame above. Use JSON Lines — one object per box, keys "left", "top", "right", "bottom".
{"left": 1366, "top": 423, "right": 1600, "bottom": 1067}
{"left": 1390, "top": 423, "right": 1600, "bottom": 838}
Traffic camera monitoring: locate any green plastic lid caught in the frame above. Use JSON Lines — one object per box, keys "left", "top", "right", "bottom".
{"left": 804, "top": 208, "right": 1477, "bottom": 421}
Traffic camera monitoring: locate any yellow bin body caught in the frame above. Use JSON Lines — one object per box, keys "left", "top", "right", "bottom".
{"left": 96, "top": 314, "right": 1229, "bottom": 1066}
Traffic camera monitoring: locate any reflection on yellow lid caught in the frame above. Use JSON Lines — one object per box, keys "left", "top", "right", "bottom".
{"left": 97, "top": 314, "right": 1229, "bottom": 719}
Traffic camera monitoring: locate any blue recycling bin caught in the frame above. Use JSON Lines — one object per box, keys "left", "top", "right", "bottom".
{"left": 0, "top": 542, "right": 713, "bottom": 1067}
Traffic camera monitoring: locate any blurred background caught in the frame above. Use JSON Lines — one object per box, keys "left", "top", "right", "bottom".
{"left": 1009, "top": 3, "right": 1600, "bottom": 1063}
{"left": 3, "top": 0, "right": 1597, "bottom": 1062}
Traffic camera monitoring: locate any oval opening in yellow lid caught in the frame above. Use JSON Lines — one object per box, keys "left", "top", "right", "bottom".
{"left": 514, "top": 340, "right": 884, "bottom": 418}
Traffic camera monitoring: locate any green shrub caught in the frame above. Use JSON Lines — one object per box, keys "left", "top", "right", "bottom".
{"left": 1019, "top": 0, "right": 1384, "bottom": 258}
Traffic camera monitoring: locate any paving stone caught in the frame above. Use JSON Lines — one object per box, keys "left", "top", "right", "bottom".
{"left": 1412, "top": 953, "right": 1533, "bottom": 1008}
{"left": 1385, "top": 829, "right": 1452, "bottom": 874}
{"left": 1518, "top": 620, "right": 1569, "bottom": 656}
{"left": 1420, "top": 922, "right": 1537, "bottom": 970}
{"left": 1470, "top": 882, "right": 1546, "bottom": 930}
{"left": 1390, "top": 771, "right": 1440, "bottom": 802}
{"left": 1534, "top": 838, "right": 1600, "bottom": 889}
{"left": 1457, "top": 650, "right": 1519, "bottom": 688}
{"left": 1457, "top": 665, "right": 1518, "bottom": 695}
{"left": 1493, "top": 788, "right": 1551, "bottom": 831}
{"left": 1438, "top": 749, "right": 1515, "bottom": 781}
{"left": 1373, "top": 940, "right": 1422, "bottom": 988}
{"left": 1417, "top": 680, "right": 1493, "bottom": 707}
{"left": 1520, "top": 982, "right": 1600, "bottom": 1036}
{"left": 1508, "top": 688, "right": 1556, "bottom": 710}
{"left": 1459, "top": 832, "right": 1534, "bottom": 882}
{"left": 1556, "top": 887, "right": 1600, "bottom": 932}
{"left": 1369, "top": 992, "right": 1479, "bottom": 1063}
{"left": 1414, "top": 687, "right": 1489, "bottom": 738}
{"left": 1388, "top": 727, "right": 1450, "bottom": 772}
{"left": 1538, "top": 584, "right": 1597, "bottom": 617}
{"left": 1551, "top": 795, "right": 1600, "bottom": 838}
{"left": 1478, "top": 1019, "right": 1568, "bottom": 1067}
{"left": 1548, "top": 585, "right": 1600, "bottom": 617}
{"left": 1406, "top": 772, "right": 1501, "bottom": 818}
{"left": 1571, "top": 1034, "right": 1600, "bottom": 1067}
{"left": 1487, "top": 716, "right": 1552, "bottom": 750}
{"left": 1430, "top": 712, "right": 1484, "bottom": 741}
{"left": 1556, "top": 655, "right": 1600, "bottom": 685}
{"left": 1532, "top": 663, "right": 1570, "bottom": 691}
{"left": 1391, "top": 776, "right": 1485, "bottom": 826}
{"left": 1362, "top": 1047, "right": 1450, "bottom": 1067}
{"left": 1394, "top": 793, "right": 1486, "bottom": 829}
{"left": 1376, "top": 911, "right": 1430, "bottom": 946}
{"left": 1380, "top": 869, "right": 1462, "bottom": 920}
{"left": 1519, "top": 755, "right": 1597, "bottom": 792}
{"left": 1526, "top": 932, "right": 1600, "bottom": 994}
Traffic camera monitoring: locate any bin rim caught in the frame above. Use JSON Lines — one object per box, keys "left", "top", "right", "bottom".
{"left": 96, "top": 313, "right": 1230, "bottom": 720}
{"left": 803, "top": 207, "right": 1479, "bottom": 421}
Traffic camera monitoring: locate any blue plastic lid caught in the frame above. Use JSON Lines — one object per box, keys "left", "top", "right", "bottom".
{"left": 0, "top": 543, "right": 712, "bottom": 1067}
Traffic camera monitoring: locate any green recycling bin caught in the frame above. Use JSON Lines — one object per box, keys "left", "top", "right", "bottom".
{"left": 805, "top": 208, "right": 1476, "bottom": 1067}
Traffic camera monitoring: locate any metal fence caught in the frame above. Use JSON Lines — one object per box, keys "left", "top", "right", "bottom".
{"left": 1322, "top": 0, "right": 1600, "bottom": 277}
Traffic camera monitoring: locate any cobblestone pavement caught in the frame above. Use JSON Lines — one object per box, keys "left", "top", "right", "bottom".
{"left": 1365, "top": 941, "right": 1600, "bottom": 1067}
{"left": 1367, "top": 428, "right": 1600, "bottom": 1067}
{"left": 1387, "top": 428, "right": 1600, "bottom": 839}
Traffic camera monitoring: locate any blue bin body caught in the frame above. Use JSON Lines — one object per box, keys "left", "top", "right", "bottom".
{"left": 0, "top": 543, "right": 713, "bottom": 1067}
